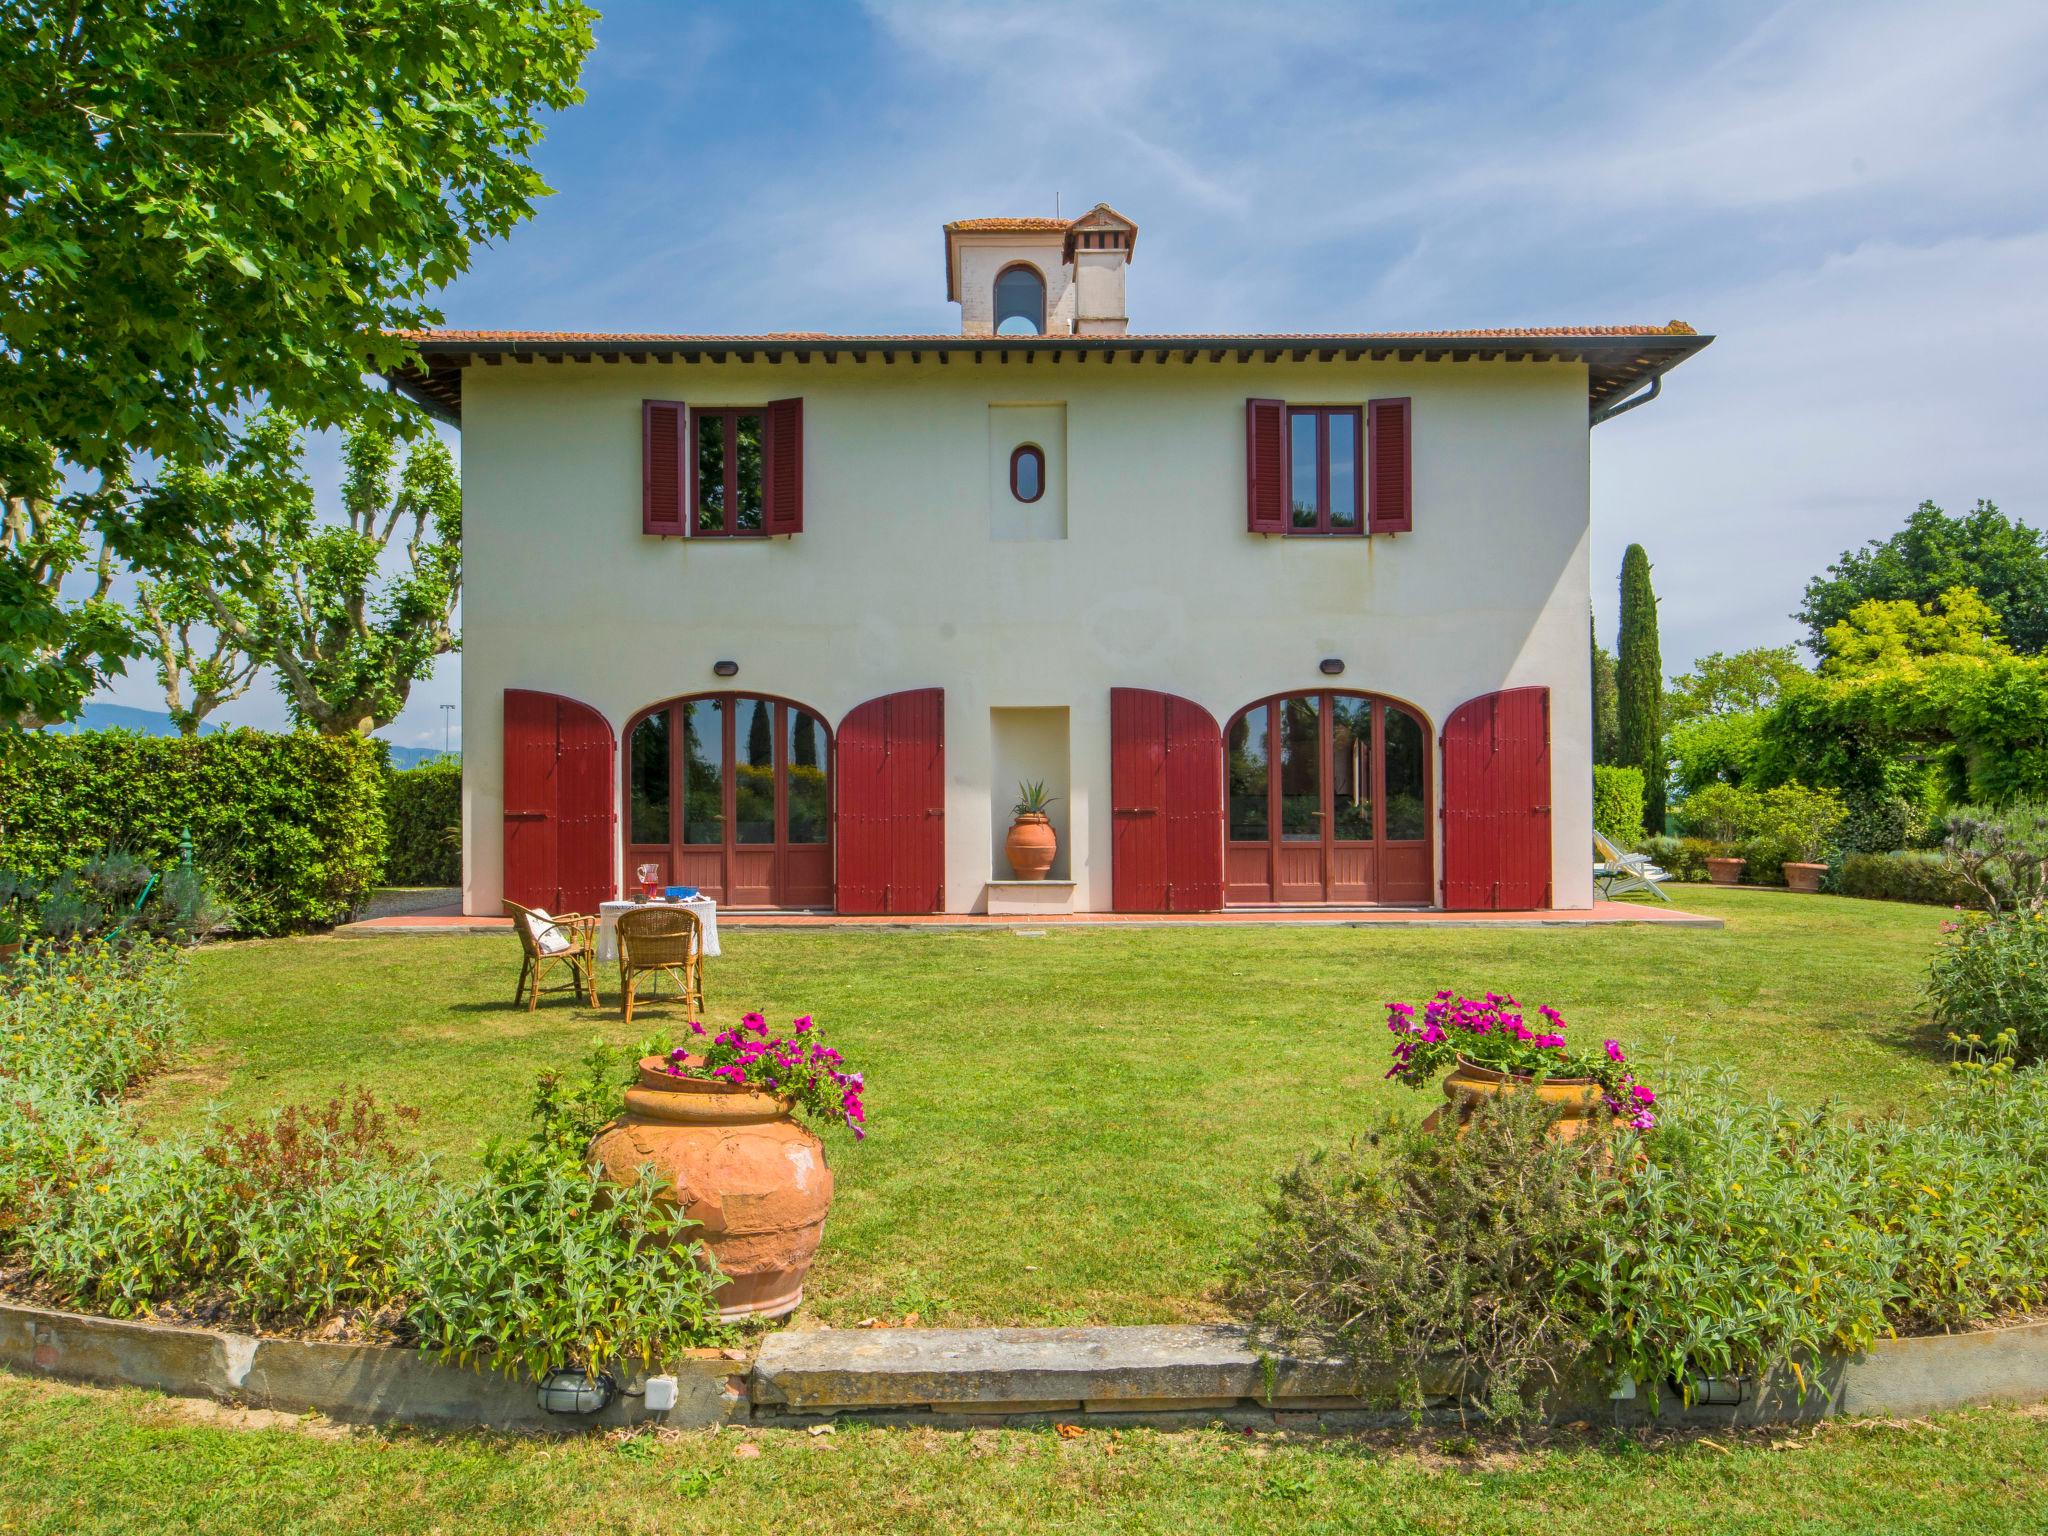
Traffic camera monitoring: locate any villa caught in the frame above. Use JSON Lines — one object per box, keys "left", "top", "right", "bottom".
{"left": 392, "top": 203, "right": 1711, "bottom": 917}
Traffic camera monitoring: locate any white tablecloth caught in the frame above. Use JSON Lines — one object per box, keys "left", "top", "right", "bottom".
{"left": 596, "top": 898, "right": 720, "bottom": 963}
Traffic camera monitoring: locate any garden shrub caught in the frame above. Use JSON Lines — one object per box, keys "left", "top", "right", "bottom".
{"left": 383, "top": 760, "right": 461, "bottom": 886}
{"left": 1638, "top": 835, "right": 1718, "bottom": 882}
{"left": 1, "top": 980, "right": 727, "bottom": 1373}
{"left": 0, "top": 728, "right": 386, "bottom": 934}
{"left": 1836, "top": 851, "right": 1975, "bottom": 907}
{"left": 400, "top": 1145, "right": 722, "bottom": 1382}
{"left": 1232, "top": 1067, "right": 2048, "bottom": 1423}
{"left": 0, "top": 939, "right": 185, "bottom": 1100}
{"left": 3, "top": 850, "right": 235, "bottom": 946}
{"left": 1591, "top": 765, "right": 1645, "bottom": 843}
{"left": 1930, "top": 910, "right": 2048, "bottom": 1066}
{"left": 1226, "top": 1092, "right": 1607, "bottom": 1422}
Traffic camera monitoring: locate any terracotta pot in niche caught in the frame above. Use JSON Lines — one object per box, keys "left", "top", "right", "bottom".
{"left": 1004, "top": 813, "right": 1057, "bottom": 880}
{"left": 587, "top": 1056, "right": 833, "bottom": 1321}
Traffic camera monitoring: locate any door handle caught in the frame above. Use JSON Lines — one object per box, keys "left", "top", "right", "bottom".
{"left": 504, "top": 812, "right": 545, "bottom": 821}
{"left": 1115, "top": 806, "right": 1158, "bottom": 815}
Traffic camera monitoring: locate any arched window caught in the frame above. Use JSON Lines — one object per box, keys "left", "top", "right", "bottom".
{"left": 624, "top": 693, "right": 833, "bottom": 908}
{"left": 1009, "top": 443, "right": 1045, "bottom": 503}
{"left": 993, "top": 264, "right": 1046, "bottom": 335}
{"left": 1224, "top": 691, "right": 1433, "bottom": 906}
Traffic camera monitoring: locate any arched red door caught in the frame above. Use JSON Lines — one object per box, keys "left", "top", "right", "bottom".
{"left": 1441, "top": 687, "right": 1552, "bottom": 911}
{"left": 622, "top": 693, "right": 833, "bottom": 909}
{"left": 836, "top": 688, "right": 945, "bottom": 915}
{"left": 503, "top": 688, "right": 615, "bottom": 914}
{"left": 1110, "top": 688, "right": 1224, "bottom": 912}
{"left": 1223, "top": 691, "right": 1432, "bottom": 905}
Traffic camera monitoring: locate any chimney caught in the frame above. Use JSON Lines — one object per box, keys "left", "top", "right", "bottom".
{"left": 1063, "top": 204, "right": 1137, "bottom": 337}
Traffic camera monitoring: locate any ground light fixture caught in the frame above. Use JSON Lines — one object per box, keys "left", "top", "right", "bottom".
{"left": 537, "top": 1368, "right": 617, "bottom": 1416}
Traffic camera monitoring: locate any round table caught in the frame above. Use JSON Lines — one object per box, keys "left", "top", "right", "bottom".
{"left": 596, "top": 897, "right": 720, "bottom": 963}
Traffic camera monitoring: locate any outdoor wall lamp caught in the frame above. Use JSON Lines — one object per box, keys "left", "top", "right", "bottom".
{"left": 536, "top": 1368, "right": 617, "bottom": 1416}
{"left": 1319, "top": 658, "right": 1345, "bottom": 676}
{"left": 713, "top": 660, "right": 739, "bottom": 678}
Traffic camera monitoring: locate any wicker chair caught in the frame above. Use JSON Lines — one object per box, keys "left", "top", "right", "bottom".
{"left": 616, "top": 904, "right": 706, "bottom": 1025}
{"left": 504, "top": 900, "right": 598, "bottom": 1010}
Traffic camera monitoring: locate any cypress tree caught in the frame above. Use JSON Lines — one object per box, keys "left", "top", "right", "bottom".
{"left": 1616, "top": 544, "right": 1666, "bottom": 829}
{"left": 1590, "top": 607, "right": 1620, "bottom": 765}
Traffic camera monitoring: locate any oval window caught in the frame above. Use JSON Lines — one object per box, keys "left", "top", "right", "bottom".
{"left": 1010, "top": 444, "right": 1045, "bottom": 503}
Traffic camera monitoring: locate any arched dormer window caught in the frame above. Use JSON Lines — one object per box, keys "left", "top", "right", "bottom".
{"left": 993, "top": 264, "right": 1046, "bottom": 335}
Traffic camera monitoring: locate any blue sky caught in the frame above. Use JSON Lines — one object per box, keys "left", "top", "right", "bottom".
{"left": 92, "top": 0, "right": 2048, "bottom": 748}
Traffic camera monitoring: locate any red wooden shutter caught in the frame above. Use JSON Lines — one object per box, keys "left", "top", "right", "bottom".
{"left": 502, "top": 688, "right": 617, "bottom": 912}
{"left": 1111, "top": 688, "right": 1224, "bottom": 912}
{"left": 764, "top": 397, "right": 804, "bottom": 535}
{"left": 643, "top": 400, "right": 687, "bottom": 536}
{"left": 1441, "top": 687, "right": 1551, "bottom": 911}
{"left": 1368, "top": 396, "right": 1412, "bottom": 534}
{"left": 1245, "top": 398, "right": 1288, "bottom": 534}
{"left": 835, "top": 688, "right": 944, "bottom": 914}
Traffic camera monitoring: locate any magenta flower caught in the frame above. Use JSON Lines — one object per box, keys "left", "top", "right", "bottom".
{"left": 1605, "top": 1040, "right": 1625, "bottom": 1064}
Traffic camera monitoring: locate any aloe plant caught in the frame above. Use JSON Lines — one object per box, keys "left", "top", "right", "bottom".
{"left": 1012, "top": 780, "right": 1057, "bottom": 817}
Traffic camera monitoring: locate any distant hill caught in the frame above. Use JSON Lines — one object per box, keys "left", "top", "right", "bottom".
{"left": 44, "top": 702, "right": 221, "bottom": 737}
{"left": 46, "top": 704, "right": 458, "bottom": 768}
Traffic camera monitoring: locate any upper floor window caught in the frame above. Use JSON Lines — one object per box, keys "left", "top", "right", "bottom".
{"left": 1287, "top": 406, "right": 1361, "bottom": 535}
{"left": 695, "top": 407, "right": 764, "bottom": 535}
{"left": 1245, "top": 397, "right": 1409, "bottom": 538}
{"left": 641, "top": 398, "right": 804, "bottom": 538}
{"left": 993, "top": 264, "right": 1046, "bottom": 335}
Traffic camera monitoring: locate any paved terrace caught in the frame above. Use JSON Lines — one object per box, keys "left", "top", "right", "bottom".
{"left": 341, "top": 899, "right": 1721, "bottom": 934}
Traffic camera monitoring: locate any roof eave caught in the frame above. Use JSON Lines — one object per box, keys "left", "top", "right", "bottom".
{"left": 386, "top": 331, "right": 1713, "bottom": 428}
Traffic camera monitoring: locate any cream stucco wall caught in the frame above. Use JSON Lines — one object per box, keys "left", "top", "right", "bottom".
{"left": 458, "top": 354, "right": 1596, "bottom": 914}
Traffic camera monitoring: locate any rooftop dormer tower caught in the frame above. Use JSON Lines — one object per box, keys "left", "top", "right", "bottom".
{"left": 944, "top": 203, "right": 1137, "bottom": 337}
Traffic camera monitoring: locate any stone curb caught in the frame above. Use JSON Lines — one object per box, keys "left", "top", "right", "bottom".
{"left": 9, "top": 1301, "right": 2046, "bottom": 1433}
{"left": 0, "top": 1301, "right": 746, "bottom": 1431}
{"left": 747, "top": 1320, "right": 2048, "bottom": 1429}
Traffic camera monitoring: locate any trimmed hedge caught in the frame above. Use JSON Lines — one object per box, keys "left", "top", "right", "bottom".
{"left": 384, "top": 760, "right": 461, "bottom": 887}
{"left": 1837, "top": 850, "right": 1977, "bottom": 907}
{"left": 0, "top": 729, "right": 385, "bottom": 935}
{"left": 1592, "top": 765, "right": 1645, "bottom": 842}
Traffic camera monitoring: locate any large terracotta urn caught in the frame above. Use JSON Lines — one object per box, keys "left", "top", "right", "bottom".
{"left": 1705, "top": 855, "right": 1745, "bottom": 886}
{"left": 1782, "top": 860, "right": 1827, "bottom": 893}
{"left": 1004, "top": 813, "right": 1057, "bottom": 880}
{"left": 1422, "top": 1058, "right": 1613, "bottom": 1143}
{"left": 588, "top": 1056, "right": 833, "bottom": 1321}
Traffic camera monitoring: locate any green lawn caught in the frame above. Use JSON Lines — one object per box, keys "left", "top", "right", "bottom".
{"left": 132, "top": 887, "right": 1956, "bottom": 1328}
{"left": 2, "top": 1375, "right": 2043, "bottom": 1535}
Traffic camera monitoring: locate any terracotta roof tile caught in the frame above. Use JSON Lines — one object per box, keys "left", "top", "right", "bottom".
{"left": 398, "top": 323, "right": 1698, "bottom": 344}
{"left": 942, "top": 217, "right": 1072, "bottom": 233}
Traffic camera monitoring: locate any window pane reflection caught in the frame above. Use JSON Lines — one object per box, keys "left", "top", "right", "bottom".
{"left": 734, "top": 697, "right": 774, "bottom": 844}
{"left": 734, "top": 413, "right": 764, "bottom": 532}
{"left": 630, "top": 712, "right": 670, "bottom": 845}
{"left": 682, "top": 699, "right": 725, "bottom": 845}
{"left": 696, "top": 414, "right": 725, "bottom": 532}
{"left": 1289, "top": 412, "right": 1319, "bottom": 528}
{"left": 1328, "top": 411, "right": 1358, "bottom": 528}
{"left": 786, "top": 709, "right": 828, "bottom": 844}
{"left": 1385, "top": 707, "right": 1427, "bottom": 839}
{"left": 1228, "top": 709, "right": 1269, "bottom": 841}
{"left": 1330, "top": 697, "right": 1372, "bottom": 840}
{"left": 1279, "top": 695, "right": 1321, "bottom": 841}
